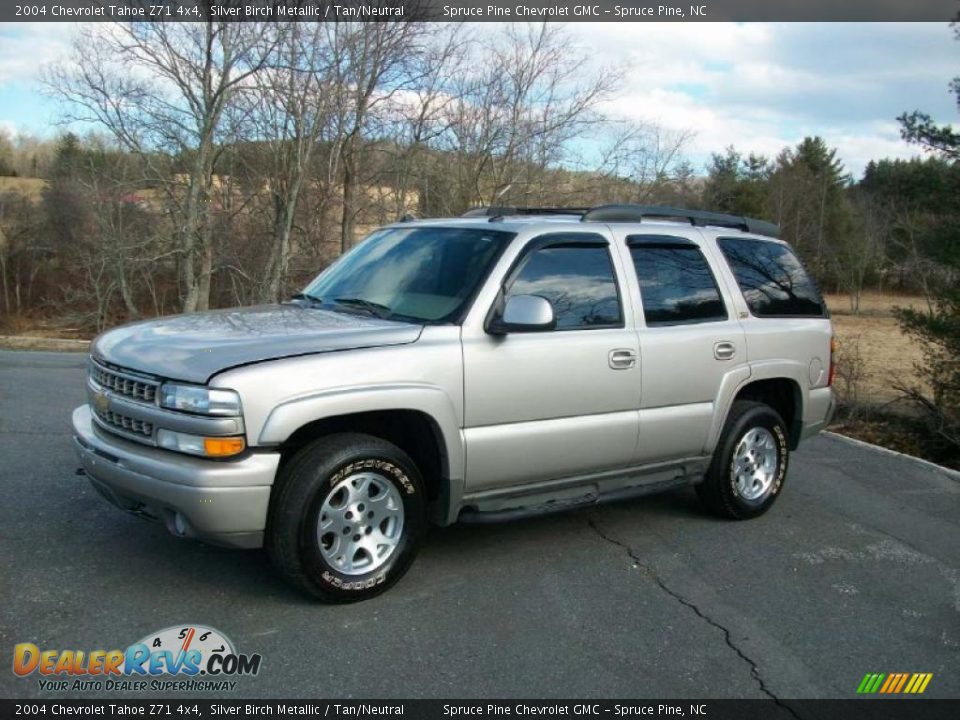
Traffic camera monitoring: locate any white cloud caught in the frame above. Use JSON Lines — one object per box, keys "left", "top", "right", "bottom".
{"left": 0, "top": 22, "right": 75, "bottom": 85}
{"left": 564, "top": 21, "right": 957, "bottom": 177}
{"left": 0, "top": 21, "right": 955, "bottom": 178}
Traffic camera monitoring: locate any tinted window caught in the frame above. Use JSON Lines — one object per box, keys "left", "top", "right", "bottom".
{"left": 631, "top": 245, "right": 727, "bottom": 325}
{"left": 304, "top": 226, "right": 512, "bottom": 323}
{"left": 507, "top": 245, "right": 622, "bottom": 329}
{"left": 718, "top": 237, "right": 825, "bottom": 317}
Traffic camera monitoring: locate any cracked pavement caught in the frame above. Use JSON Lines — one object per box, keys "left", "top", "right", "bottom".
{"left": 586, "top": 517, "right": 803, "bottom": 718}
{"left": 1, "top": 350, "right": 958, "bottom": 700}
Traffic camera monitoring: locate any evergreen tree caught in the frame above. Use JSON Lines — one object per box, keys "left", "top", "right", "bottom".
{"left": 893, "top": 42, "right": 960, "bottom": 461}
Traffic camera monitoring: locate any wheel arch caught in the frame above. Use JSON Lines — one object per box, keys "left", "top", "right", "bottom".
{"left": 709, "top": 365, "right": 806, "bottom": 452}
{"left": 260, "top": 386, "right": 465, "bottom": 524}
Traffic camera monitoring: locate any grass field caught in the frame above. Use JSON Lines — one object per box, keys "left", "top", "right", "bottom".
{"left": 0, "top": 176, "right": 46, "bottom": 201}
{"left": 823, "top": 292, "right": 925, "bottom": 406}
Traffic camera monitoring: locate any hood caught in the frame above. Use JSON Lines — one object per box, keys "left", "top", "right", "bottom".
{"left": 92, "top": 304, "right": 423, "bottom": 384}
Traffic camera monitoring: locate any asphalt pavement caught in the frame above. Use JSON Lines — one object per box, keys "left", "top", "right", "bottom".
{"left": 0, "top": 350, "right": 957, "bottom": 701}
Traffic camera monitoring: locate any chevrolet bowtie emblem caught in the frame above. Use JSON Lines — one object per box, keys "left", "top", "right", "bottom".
{"left": 94, "top": 390, "right": 110, "bottom": 414}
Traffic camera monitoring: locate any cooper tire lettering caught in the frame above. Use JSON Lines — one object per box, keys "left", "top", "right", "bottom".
{"left": 267, "top": 433, "right": 427, "bottom": 603}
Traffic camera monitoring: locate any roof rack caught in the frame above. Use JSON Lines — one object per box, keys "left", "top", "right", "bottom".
{"left": 461, "top": 207, "right": 590, "bottom": 219}
{"left": 581, "top": 205, "right": 780, "bottom": 238}
{"left": 461, "top": 204, "right": 779, "bottom": 237}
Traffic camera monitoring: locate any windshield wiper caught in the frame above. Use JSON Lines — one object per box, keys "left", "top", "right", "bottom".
{"left": 333, "top": 297, "right": 393, "bottom": 319}
{"left": 290, "top": 292, "right": 325, "bottom": 306}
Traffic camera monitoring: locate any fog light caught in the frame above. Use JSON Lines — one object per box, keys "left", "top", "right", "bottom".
{"left": 157, "top": 429, "right": 246, "bottom": 458}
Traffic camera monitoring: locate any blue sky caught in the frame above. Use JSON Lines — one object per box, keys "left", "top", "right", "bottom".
{"left": 1, "top": 21, "right": 956, "bottom": 178}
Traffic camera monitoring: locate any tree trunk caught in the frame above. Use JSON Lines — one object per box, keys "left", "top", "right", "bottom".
{"left": 117, "top": 257, "right": 140, "bottom": 319}
{"left": 197, "top": 235, "right": 213, "bottom": 312}
{"left": 181, "top": 133, "right": 216, "bottom": 313}
{"left": 0, "top": 245, "right": 9, "bottom": 316}
{"left": 340, "top": 148, "right": 357, "bottom": 255}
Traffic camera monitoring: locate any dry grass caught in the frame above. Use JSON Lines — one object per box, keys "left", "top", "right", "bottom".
{"left": 0, "top": 336, "right": 89, "bottom": 352}
{"left": 823, "top": 292, "right": 925, "bottom": 406}
{"left": 0, "top": 176, "right": 46, "bottom": 202}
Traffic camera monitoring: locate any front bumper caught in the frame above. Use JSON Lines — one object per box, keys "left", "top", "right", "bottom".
{"left": 72, "top": 405, "right": 279, "bottom": 549}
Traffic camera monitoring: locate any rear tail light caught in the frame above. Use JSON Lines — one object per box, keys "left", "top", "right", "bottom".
{"left": 828, "top": 336, "right": 837, "bottom": 387}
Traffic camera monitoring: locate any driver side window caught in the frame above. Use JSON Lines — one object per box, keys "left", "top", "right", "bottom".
{"left": 505, "top": 243, "right": 622, "bottom": 330}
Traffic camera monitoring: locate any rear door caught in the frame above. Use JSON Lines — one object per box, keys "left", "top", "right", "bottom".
{"left": 612, "top": 230, "right": 749, "bottom": 464}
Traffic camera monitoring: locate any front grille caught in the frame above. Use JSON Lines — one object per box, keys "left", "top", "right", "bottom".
{"left": 93, "top": 406, "right": 154, "bottom": 437}
{"left": 90, "top": 359, "right": 159, "bottom": 403}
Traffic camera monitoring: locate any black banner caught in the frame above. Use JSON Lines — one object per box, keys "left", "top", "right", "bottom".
{"left": 1, "top": 0, "right": 956, "bottom": 23}
{"left": 1, "top": 700, "right": 959, "bottom": 720}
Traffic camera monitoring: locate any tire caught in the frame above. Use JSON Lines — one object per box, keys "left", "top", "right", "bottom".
{"left": 266, "top": 432, "right": 427, "bottom": 603}
{"left": 696, "top": 400, "right": 789, "bottom": 520}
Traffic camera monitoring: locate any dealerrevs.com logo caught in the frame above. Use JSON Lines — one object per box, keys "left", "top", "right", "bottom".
{"left": 13, "top": 624, "right": 262, "bottom": 692}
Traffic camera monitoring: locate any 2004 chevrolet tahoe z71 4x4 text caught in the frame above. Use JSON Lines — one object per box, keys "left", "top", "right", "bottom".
{"left": 73, "top": 204, "right": 836, "bottom": 602}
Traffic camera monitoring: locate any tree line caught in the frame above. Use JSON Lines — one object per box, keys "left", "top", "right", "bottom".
{"left": 0, "top": 20, "right": 955, "bottom": 336}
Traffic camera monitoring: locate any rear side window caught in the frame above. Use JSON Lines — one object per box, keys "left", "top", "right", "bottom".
{"left": 630, "top": 245, "right": 727, "bottom": 325}
{"left": 507, "top": 244, "right": 622, "bottom": 330}
{"left": 718, "top": 237, "right": 825, "bottom": 317}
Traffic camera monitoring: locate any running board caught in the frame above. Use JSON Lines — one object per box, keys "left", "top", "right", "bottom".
{"left": 458, "top": 476, "right": 693, "bottom": 524}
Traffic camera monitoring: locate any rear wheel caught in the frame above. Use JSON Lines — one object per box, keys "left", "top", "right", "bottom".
{"left": 697, "top": 400, "right": 789, "bottom": 519}
{"left": 267, "top": 433, "right": 426, "bottom": 603}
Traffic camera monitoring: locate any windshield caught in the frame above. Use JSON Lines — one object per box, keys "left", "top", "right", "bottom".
{"left": 301, "top": 226, "right": 514, "bottom": 324}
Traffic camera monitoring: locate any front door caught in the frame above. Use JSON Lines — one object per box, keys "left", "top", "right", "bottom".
{"left": 461, "top": 232, "right": 641, "bottom": 492}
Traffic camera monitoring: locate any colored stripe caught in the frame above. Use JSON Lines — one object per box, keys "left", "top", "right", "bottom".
{"left": 869, "top": 673, "right": 886, "bottom": 693}
{"left": 856, "top": 674, "right": 873, "bottom": 693}
{"left": 894, "top": 673, "right": 909, "bottom": 693}
{"left": 917, "top": 674, "right": 933, "bottom": 694}
{"left": 879, "top": 675, "right": 895, "bottom": 693}
{"left": 904, "top": 674, "right": 919, "bottom": 693}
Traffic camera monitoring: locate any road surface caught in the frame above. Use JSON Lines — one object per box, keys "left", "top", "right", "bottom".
{"left": 0, "top": 351, "right": 957, "bottom": 701}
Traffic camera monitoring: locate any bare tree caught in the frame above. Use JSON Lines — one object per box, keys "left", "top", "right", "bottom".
{"left": 47, "top": 20, "right": 278, "bottom": 312}
{"left": 836, "top": 192, "right": 884, "bottom": 313}
{"left": 378, "top": 25, "right": 466, "bottom": 221}
{"left": 436, "top": 23, "right": 619, "bottom": 213}
{"left": 326, "top": 21, "right": 428, "bottom": 252}
{"left": 589, "top": 121, "right": 694, "bottom": 204}
{"left": 242, "top": 22, "right": 338, "bottom": 303}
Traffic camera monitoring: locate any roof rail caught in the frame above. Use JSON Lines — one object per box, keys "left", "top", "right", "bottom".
{"left": 581, "top": 204, "right": 780, "bottom": 238}
{"left": 462, "top": 206, "right": 590, "bottom": 220}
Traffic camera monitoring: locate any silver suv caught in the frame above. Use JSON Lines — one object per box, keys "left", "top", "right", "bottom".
{"left": 72, "top": 205, "right": 836, "bottom": 602}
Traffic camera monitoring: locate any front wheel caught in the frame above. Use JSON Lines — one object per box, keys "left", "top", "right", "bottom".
{"left": 267, "top": 433, "right": 427, "bottom": 603}
{"left": 696, "top": 400, "right": 789, "bottom": 520}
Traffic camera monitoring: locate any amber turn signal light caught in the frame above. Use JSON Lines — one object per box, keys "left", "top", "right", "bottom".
{"left": 203, "top": 437, "right": 246, "bottom": 457}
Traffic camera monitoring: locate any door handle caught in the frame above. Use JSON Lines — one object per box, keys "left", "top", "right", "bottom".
{"left": 714, "top": 341, "right": 736, "bottom": 360}
{"left": 608, "top": 348, "right": 637, "bottom": 370}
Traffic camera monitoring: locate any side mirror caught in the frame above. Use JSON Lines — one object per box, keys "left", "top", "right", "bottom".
{"left": 488, "top": 294, "right": 556, "bottom": 334}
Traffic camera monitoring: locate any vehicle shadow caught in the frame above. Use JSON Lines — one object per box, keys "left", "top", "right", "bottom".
{"left": 75, "top": 485, "right": 707, "bottom": 607}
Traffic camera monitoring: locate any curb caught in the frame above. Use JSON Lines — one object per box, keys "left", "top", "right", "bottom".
{"left": 823, "top": 430, "right": 960, "bottom": 480}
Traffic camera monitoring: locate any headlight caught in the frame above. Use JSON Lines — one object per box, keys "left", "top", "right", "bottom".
{"left": 157, "top": 429, "right": 246, "bottom": 458}
{"left": 159, "top": 383, "right": 241, "bottom": 416}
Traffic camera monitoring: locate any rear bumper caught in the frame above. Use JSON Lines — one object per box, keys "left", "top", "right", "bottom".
{"left": 72, "top": 405, "right": 279, "bottom": 549}
{"left": 800, "top": 387, "right": 836, "bottom": 442}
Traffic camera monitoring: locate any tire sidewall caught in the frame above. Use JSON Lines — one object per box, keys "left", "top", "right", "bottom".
{"left": 720, "top": 406, "right": 789, "bottom": 517}
{"left": 279, "top": 439, "right": 426, "bottom": 601}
